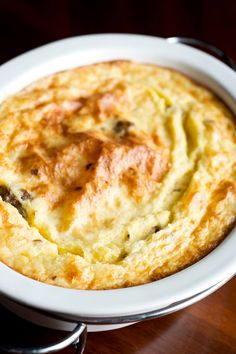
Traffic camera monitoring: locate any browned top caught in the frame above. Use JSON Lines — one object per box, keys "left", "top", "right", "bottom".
{"left": 0, "top": 60, "right": 235, "bottom": 289}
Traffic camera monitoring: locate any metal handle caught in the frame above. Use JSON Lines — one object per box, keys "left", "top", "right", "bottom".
{"left": 0, "top": 323, "right": 87, "bottom": 354}
{"left": 166, "top": 36, "right": 236, "bottom": 71}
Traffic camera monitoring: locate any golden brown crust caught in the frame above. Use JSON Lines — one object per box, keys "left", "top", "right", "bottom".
{"left": 0, "top": 60, "right": 236, "bottom": 289}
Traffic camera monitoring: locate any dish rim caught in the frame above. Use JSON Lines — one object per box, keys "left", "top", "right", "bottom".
{"left": 0, "top": 33, "right": 236, "bottom": 319}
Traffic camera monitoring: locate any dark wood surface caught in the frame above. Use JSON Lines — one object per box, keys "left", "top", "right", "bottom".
{"left": 1, "top": 0, "right": 236, "bottom": 65}
{"left": 0, "top": 1, "right": 236, "bottom": 353}
{"left": 0, "top": 277, "right": 235, "bottom": 354}
{"left": 86, "top": 278, "right": 236, "bottom": 354}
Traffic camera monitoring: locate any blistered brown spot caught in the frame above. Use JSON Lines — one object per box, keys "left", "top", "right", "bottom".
{"left": 75, "top": 186, "right": 82, "bottom": 191}
{"left": 20, "top": 189, "right": 33, "bottom": 201}
{"left": 85, "top": 163, "right": 94, "bottom": 170}
{"left": 31, "top": 169, "right": 39, "bottom": 176}
{"left": 113, "top": 120, "right": 134, "bottom": 137}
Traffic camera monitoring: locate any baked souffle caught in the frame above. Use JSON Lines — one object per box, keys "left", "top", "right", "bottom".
{"left": 0, "top": 61, "right": 235, "bottom": 289}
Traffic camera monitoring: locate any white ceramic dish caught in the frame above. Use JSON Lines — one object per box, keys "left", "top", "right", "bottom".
{"left": 0, "top": 34, "right": 235, "bottom": 353}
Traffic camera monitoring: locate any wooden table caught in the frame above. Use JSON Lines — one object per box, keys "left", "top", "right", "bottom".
{"left": 0, "top": 277, "right": 235, "bottom": 354}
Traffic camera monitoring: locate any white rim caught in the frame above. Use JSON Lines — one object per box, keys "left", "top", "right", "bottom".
{"left": 0, "top": 34, "right": 236, "bottom": 318}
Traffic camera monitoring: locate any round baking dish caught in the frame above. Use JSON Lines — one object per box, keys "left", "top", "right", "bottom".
{"left": 0, "top": 34, "right": 235, "bottom": 353}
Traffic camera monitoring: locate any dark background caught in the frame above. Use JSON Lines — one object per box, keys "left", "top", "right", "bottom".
{"left": 1, "top": 0, "right": 236, "bottom": 64}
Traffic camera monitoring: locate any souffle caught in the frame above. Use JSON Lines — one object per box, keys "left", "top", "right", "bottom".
{"left": 0, "top": 61, "right": 235, "bottom": 289}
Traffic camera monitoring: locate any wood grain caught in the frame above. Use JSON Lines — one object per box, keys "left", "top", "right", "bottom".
{"left": 0, "top": 277, "right": 235, "bottom": 354}
{"left": 85, "top": 278, "right": 236, "bottom": 354}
